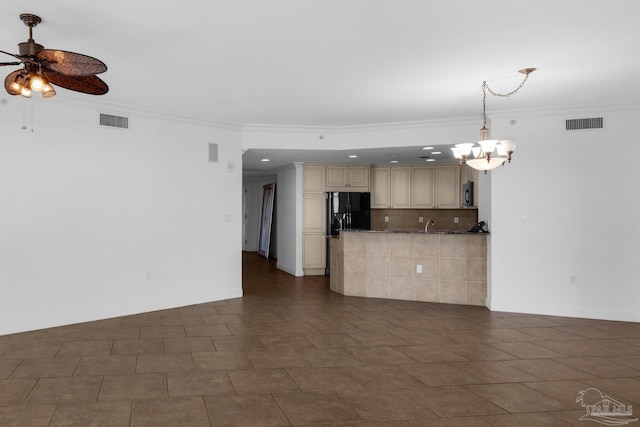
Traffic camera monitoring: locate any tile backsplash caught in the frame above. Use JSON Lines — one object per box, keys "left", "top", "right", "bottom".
{"left": 371, "top": 208, "right": 479, "bottom": 232}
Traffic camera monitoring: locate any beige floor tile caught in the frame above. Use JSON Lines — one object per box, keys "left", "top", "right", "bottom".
{"left": 111, "top": 338, "right": 164, "bottom": 355}
{"left": 10, "top": 357, "right": 79, "bottom": 379}
{"left": 339, "top": 388, "right": 437, "bottom": 420}
{"left": 136, "top": 352, "right": 194, "bottom": 373}
{"left": 286, "top": 367, "right": 365, "bottom": 392}
{"left": 192, "top": 350, "right": 252, "bottom": 370}
{"left": 74, "top": 355, "right": 137, "bottom": 376}
{"left": 49, "top": 401, "right": 131, "bottom": 427}
{"left": 163, "top": 336, "right": 215, "bottom": 353}
{"left": 404, "top": 386, "right": 505, "bottom": 417}
{"left": 204, "top": 394, "right": 290, "bottom": 427}
{"left": 400, "top": 362, "right": 482, "bottom": 386}
{"left": 99, "top": 373, "right": 167, "bottom": 401}
{"left": 273, "top": 390, "right": 363, "bottom": 425}
{"left": 452, "top": 361, "right": 540, "bottom": 383}
{"left": 347, "top": 346, "right": 417, "bottom": 365}
{"left": 0, "top": 342, "right": 62, "bottom": 359}
{"left": 228, "top": 368, "right": 300, "bottom": 394}
{"left": 167, "top": 369, "right": 234, "bottom": 397}
{"left": 131, "top": 396, "right": 209, "bottom": 427}
{"left": 26, "top": 376, "right": 103, "bottom": 404}
{"left": 55, "top": 340, "right": 114, "bottom": 357}
{"left": 341, "top": 365, "right": 426, "bottom": 389}
{"left": 0, "top": 379, "right": 37, "bottom": 405}
{"left": 0, "top": 405, "right": 56, "bottom": 426}
{"left": 245, "top": 350, "right": 307, "bottom": 369}
{"left": 295, "top": 348, "right": 363, "bottom": 368}
{"left": 395, "top": 345, "right": 469, "bottom": 363}
{"left": 211, "top": 335, "right": 266, "bottom": 351}
{"left": 0, "top": 360, "right": 21, "bottom": 379}
{"left": 479, "top": 412, "right": 574, "bottom": 427}
{"left": 503, "top": 358, "right": 596, "bottom": 381}
{"left": 465, "top": 383, "right": 567, "bottom": 412}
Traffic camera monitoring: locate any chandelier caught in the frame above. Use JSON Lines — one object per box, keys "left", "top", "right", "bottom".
{"left": 452, "top": 68, "right": 536, "bottom": 172}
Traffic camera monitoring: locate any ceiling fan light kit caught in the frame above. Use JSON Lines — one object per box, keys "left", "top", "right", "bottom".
{"left": 1, "top": 13, "right": 109, "bottom": 99}
{"left": 452, "top": 67, "right": 536, "bottom": 173}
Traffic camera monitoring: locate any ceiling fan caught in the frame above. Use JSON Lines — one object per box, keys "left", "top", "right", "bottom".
{"left": 0, "top": 13, "right": 108, "bottom": 99}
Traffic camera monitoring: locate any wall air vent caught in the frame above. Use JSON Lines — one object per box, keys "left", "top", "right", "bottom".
{"left": 99, "top": 113, "right": 129, "bottom": 129}
{"left": 565, "top": 117, "right": 603, "bottom": 131}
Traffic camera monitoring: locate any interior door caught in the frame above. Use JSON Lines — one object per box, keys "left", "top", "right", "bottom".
{"left": 257, "top": 183, "right": 275, "bottom": 258}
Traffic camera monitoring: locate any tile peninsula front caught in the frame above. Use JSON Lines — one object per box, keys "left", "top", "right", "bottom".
{"left": 330, "top": 230, "right": 487, "bottom": 306}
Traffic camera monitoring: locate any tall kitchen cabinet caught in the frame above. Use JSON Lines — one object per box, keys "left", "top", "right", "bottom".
{"left": 302, "top": 165, "right": 326, "bottom": 275}
{"left": 460, "top": 163, "right": 479, "bottom": 207}
{"left": 302, "top": 164, "right": 371, "bottom": 275}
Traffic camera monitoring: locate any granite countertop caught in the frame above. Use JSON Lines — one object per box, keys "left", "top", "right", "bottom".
{"left": 340, "top": 229, "right": 488, "bottom": 235}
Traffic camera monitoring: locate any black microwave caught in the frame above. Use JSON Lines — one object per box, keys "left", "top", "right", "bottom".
{"left": 462, "top": 182, "right": 474, "bottom": 207}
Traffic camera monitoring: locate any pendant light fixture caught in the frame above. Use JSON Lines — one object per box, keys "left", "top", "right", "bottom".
{"left": 452, "top": 68, "right": 536, "bottom": 172}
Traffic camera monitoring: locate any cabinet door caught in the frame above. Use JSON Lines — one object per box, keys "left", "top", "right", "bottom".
{"left": 412, "top": 166, "right": 435, "bottom": 208}
{"left": 371, "top": 167, "right": 391, "bottom": 208}
{"left": 348, "top": 166, "right": 370, "bottom": 187}
{"left": 326, "top": 166, "right": 348, "bottom": 187}
{"left": 303, "top": 195, "right": 326, "bottom": 233}
{"left": 436, "top": 165, "right": 461, "bottom": 208}
{"left": 303, "top": 165, "right": 326, "bottom": 193}
{"left": 391, "top": 167, "right": 411, "bottom": 208}
{"left": 303, "top": 233, "right": 326, "bottom": 269}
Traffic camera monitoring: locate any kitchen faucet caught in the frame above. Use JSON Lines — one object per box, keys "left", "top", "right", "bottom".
{"left": 424, "top": 219, "right": 435, "bottom": 232}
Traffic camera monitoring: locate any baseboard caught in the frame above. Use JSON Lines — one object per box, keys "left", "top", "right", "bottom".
{"left": 488, "top": 300, "right": 640, "bottom": 323}
{"left": 0, "top": 290, "right": 244, "bottom": 336}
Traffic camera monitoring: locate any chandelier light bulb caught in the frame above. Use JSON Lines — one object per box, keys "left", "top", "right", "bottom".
{"left": 20, "top": 86, "right": 32, "bottom": 97}
{"left": 29, "top": 75, "right": 46, "bottom": 91}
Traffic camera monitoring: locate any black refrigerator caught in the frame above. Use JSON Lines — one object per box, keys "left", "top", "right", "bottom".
{"left": 326, "top": 192, "right": 371, "bottom": 275}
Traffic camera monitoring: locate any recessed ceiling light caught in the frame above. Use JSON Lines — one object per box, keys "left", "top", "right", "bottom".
{"left": 348, "top": 154, "right": 358, "bottom": 158}
{"left": 422, "top": 146, "right": 434, "bottom": 150}
{"left": 426, "top": 159, "right": 436, "bottom": 162}
{"left": 261, "top": 158, "right": 270, "bottom": 162}
{"left": 390, "top": 160, "right": 399, "bottom": 164}
{"left": 431, "top": 151, "right": 442, "bottom": 155}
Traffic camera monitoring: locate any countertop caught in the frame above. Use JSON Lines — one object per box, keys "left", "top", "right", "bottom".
{"left": 337, "top": 229, "right": 489, "bottom": 235}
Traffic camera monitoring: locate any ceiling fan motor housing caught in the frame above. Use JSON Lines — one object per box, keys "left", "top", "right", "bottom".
{"left": 18, "top": 41, "right": 44, "bottom": 57}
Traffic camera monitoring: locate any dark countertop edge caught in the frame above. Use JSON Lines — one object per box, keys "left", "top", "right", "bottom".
{"left": 337, "top": 229, "right": 490, "bottom": 235}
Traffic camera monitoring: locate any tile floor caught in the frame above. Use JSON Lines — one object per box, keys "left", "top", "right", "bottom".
{"left": 1, "top": 252, "right": 639, "bottom": 426}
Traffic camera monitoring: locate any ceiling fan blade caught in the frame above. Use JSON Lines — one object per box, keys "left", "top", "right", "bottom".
{"left": 42, "top": 70, "right": 108, "bottom": 95}
{"left": 4, "top": 69, "right": 22, "bottom": 95}
{"left": 37, "top": 49, "right": 107, "bottom": 76}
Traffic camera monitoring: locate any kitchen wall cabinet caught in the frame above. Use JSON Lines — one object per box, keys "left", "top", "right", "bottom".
{"left": 391, "top": 167, "right": 411, "bottom": 208}
{"left": 326, "top": 165, "right": 370, "bottom": 191}
{"left": 303, "top": 165, "right": 326, "bottom": 193}
{"left": 435, "top": 165, "right": 460, "bottom": 208}
{"left": 371, "top": 164, "right": 462, "bottom": 209}
{"left": 371, "top": 167, "right": 391, "bottom": 208}
{"left": 411, "top": 166, "right": 435, "bottom": 208}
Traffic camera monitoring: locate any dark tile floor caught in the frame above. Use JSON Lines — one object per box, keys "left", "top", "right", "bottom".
{"left": 1, "top": 252, "right": 639, "bottom": 426}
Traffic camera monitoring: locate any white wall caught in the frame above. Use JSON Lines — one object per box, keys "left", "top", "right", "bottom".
{"left": 0, "top": 99, "right": 243, "bottom": 335}
{"left": 275, "top": 164, "right": 303, "bottom": 276}
{"left": 487, "top": 107, "right": 640, "bottom": 322}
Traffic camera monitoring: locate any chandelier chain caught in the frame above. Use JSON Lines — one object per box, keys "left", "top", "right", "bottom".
{"left": 481, "top": 71, "right": 533, "bottom": 128}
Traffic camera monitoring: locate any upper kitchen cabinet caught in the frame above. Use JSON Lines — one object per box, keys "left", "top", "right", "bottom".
{"left": 412, "top": 166, "right": 435, "bottom": 209}
{"left": 435, "top": 165, "right": 460, "bottom": 208}
{"left": 370, "top": 166, "right": 411, "bottom": 209}
{"left": 303, "top": 164, "right": 326, "bottom": 193}
{"left": 391, "top": 167, "right": 411, "bottom": 208}
{"left": 326, "top": 165, "right": 370, "bottom": 191}
{"left": 371, "top": 167, "right": 391, "bottom": 208}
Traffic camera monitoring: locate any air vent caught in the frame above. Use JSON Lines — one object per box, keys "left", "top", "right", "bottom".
{"left": 99, "top": 113, "right": 129, "bottom": 129}
{"left": 565, "top": 117, "right": 603, "bottom": 130}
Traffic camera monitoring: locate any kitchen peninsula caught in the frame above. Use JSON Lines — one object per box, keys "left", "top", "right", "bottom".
{"left": 330, "top": 230, "right": 487, "bottom": 306}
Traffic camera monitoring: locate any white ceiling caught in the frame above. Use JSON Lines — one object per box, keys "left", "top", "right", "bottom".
{"left": 2, "top": 1, "right": 639, "bottom": 171}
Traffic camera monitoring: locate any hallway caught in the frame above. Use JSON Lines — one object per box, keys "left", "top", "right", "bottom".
{"left": 0, "top": 252, "right": 639, "bottom": 425}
